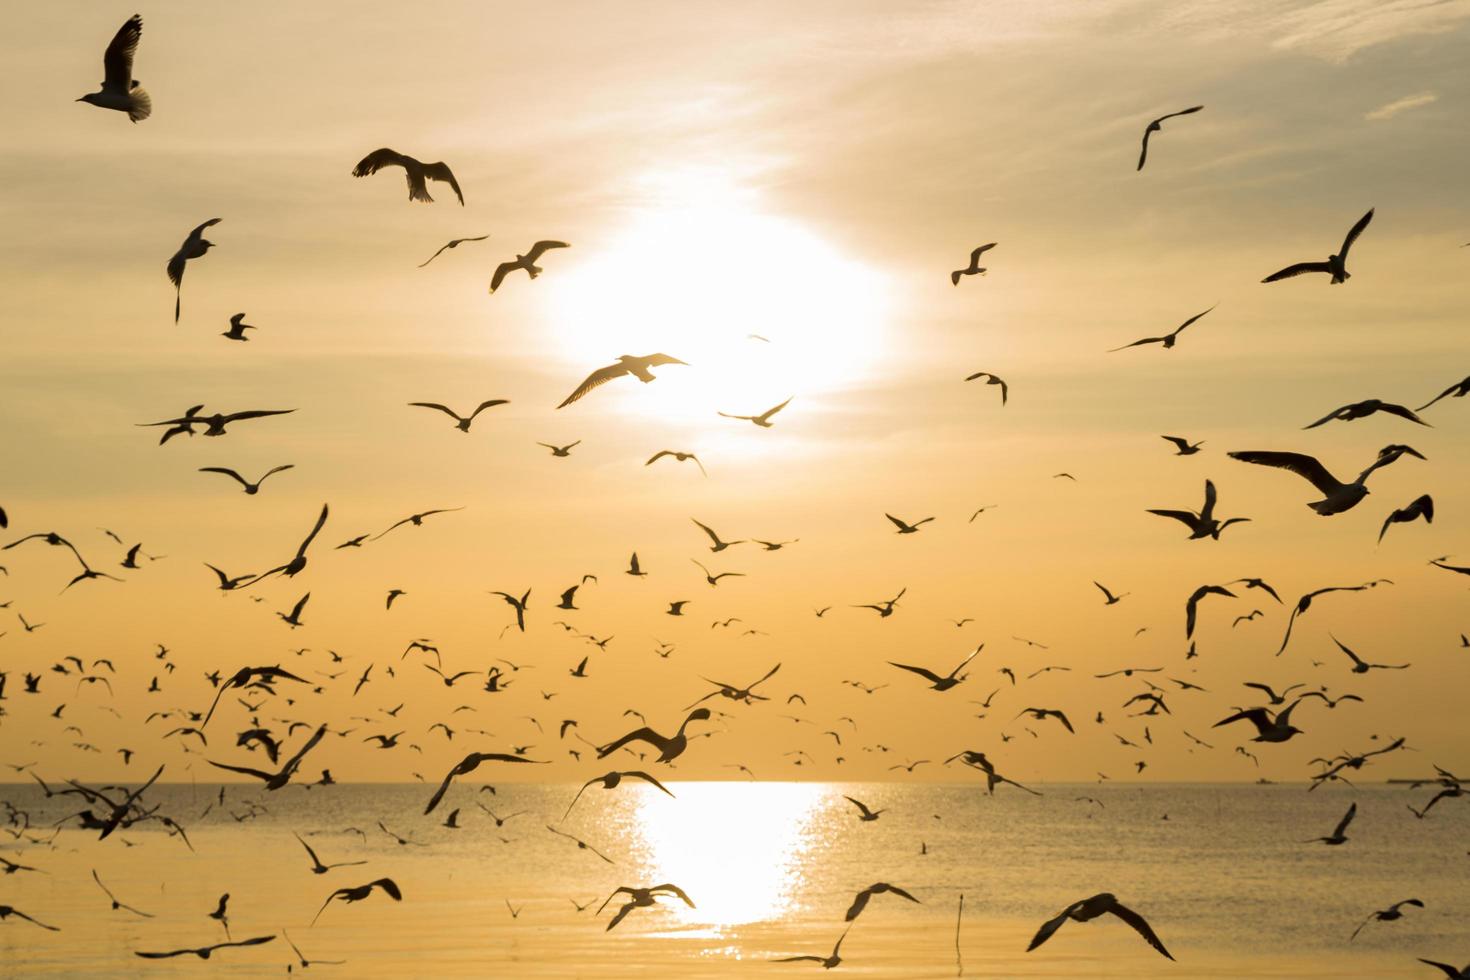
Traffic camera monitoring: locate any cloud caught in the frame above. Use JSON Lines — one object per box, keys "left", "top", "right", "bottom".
{"left": 1365, "top": 90, "right": 1439, "bottom": 120}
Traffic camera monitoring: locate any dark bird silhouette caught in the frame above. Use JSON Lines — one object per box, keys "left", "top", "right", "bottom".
{"left": 539, "top": 440, "right": 581, "bottom": 457}
{"left": 221, "top": 313, "right": 255, "bottom": 341}
{"left": 312, "top": 879, "right": 402, "bottom": 925}
{"left": 1415, "top": 960, "right": 1470, "bottom": 979}
{"left": 1094, "top": 582, "right": 1128, "bottom": 605}
{"left": 371, "top": 507, "right": 463, "bottom": 542}
{"left": 964, "top": 372, "right": 1008, "bottom": 404}
{"left": 198, "top": 465, "right": 293, "bottom": 495}
{"left": 1137, "top": 105, "right": 1202, "bottom": 171}
{"left": 1276, "top": 581, "right": 1392, "bottom": 655}
{"left": 692, "top": 519, "right": 745, "bottom": 552}
{"left": 719, "top": 397, "right": 793, "bottom": 428}
{"left": 646, "top": 450, "right": 707, "bottom": 476}
{"left": 1306, "top": 802, "right": 1357, "bottom": 844}
{"left": 773, "top": 927, "right": 849, "bottom": 969}
{"left": 166, "top": 219, "right": 222, "bottom": 323}
{"left": 596, "top": 708, "right": 711, "bottom": 763}
{"left": 276, "top": 592, "right": 310, "bottom": 629}
{"left": 845, "top": 882, "right": 920, "bottom": 921}
{"left": 889, "top": 646, "right": 981, "bottom": 691}
{"left": 1350, "top": 899, "right": 1424, "bottom": 940}
{"left": 1185, "top": 584, "right": 1236, "bottom": 638}
{"left": 409, "top": 400, "right": 509, "bottom": 432}
{"left": 951, "top": 243, "right": 997, "bottom": 284}
{"left": 490, "top": 241, "right": 570, "bottom": 293}
{"left": 140, "top": 407, "right": 294, "bottom": 443}
{"left": 0, "top": 905, "right": 59, "bottom": 930}
{"left": 1417, "top": 375, "right": 1470, "bottom": 412}
{"left": 1161, "top": 435, "right": 1203, "bottom": 455}
{"left": 77, "top": 15, "right": 151, "bottom": 122}
{"left": 207, "top": 724, "right": 325, "bottom": 790}
{"left": 424, "top": 751, "right": 547, "bottom": 814}
{"left": 886, "top": 513, "right": 935, "bottom": 534}
{"left": 93, "top": 868, "right": 154, "bottom": 917}
{"left": 1379, "top": 494, "right": 1433, "bottom": 542}
{"left": 563, "top": 770, "right": 675, "bottom": 820}
{"left": 1214, "top": 700, "right": 1305, "bottom": 742}
{"left": 1330, "top": 635, "right": 1409, "bottom": 674}
{"left": 843, "top": 795, "right": 884, "bottom": 822}
{"left": 1016, "top": 707, "right": 1075, "bottom": 733}
{"left": 557, "top": 354, "right": 687, "bottom": 409}
{"left": 1262, "top": 209, "right": 1374, "bottom": 284}
{"left": 1027, "top": 893, "right": 1172, "bottom": 960}
{"left": 1305, "top": 399, "right": 1429, "bottom": 430}
{"left": 1147, "top": 480, "right": 1248, "bottom": 539}
{"left": 491, "top": 588, "right": 531, "bottom": 632}
{"left": 295, "top": 832, "right": 366, "bottom": 874}
{"left": 419, "top": 235, "right": 490, "bottom": 267}
{"left": 1109, "top": 306, "right": 1214, "bottom": 352}
{"left": 135, "top": 936, "right": 275, "bottom": 960}
{"left": 597, "top": 884, "right": 694, "bottom": 931}
{"left": 353, "top": 149, "right": 463, "bottom": 204}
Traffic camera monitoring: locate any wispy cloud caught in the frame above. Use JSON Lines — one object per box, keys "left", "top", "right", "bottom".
{"left": 1365, "top": 90, "right": 1439, "bottom": 120}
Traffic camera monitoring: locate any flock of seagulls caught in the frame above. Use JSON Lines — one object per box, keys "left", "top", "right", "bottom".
{"left": 0, "top": 9, "right": 1461, "bottom": 978}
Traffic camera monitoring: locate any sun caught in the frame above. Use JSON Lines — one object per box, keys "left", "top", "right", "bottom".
{"left": 545, "top": 168, "right": 892, "bottom": 427}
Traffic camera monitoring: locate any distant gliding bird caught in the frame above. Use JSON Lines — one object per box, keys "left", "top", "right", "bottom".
{"left": 1137, "top": 105, "right": 1203, "bottom": 171}
{"left": 140, "top": 407, "right": 293, "bottom": 443}
{"left": 1228, "top": 444, "right": 1424, "bottom": 515}
{"left": 964, "top": 372, "right": 1008, "bottom": 404}
{"left": 489, "top": 241, "right": 570, "bottom": 293}
{"left": 1350, "top": 899, "right": 1423, "bottom": 940}
{"left": 646, "top": 451, "right": 707, "bottom": 476}
{"left": 888, "top": 646, "right": 981, "bottom": 691}
{"left": 312, "top": 878, "right": 403, "bottom": 925}
{"left": 197, "top": 465, "right": 294, "bottom": 495}
{"left": 221, "top": 313, "right": 255, "bottom": 341}
{"left": 1262, "top": 208, "right": 1374, "bottom": 284}
{"left": 1146, "top": 479, "right": 1249, "bottom": 539}
{"left": 77, "top": 15, "right": 151, "bottom": 123}
{"left": 1303, "top": 399, "right": 1428, "bottom": 429}
{"left": 167, "top": 219, "right": 222, "bottom": 323}
{"left": 1109, "top": 306, "right": 1214, "bottom": 352}
{"left": 352, "top": 149, "right": 463, "bottom": 204}
{"left": 419, "top": 235, "right": 489, "bottom": 267}
{"left": 410, "top": 399, "right": 509, "bottom": 432}
{"left": 719, "top": 397, "right": 793, "bottom": 428}
{"left": 1161, "top": 435, "right": 1203, "bottom": 455}
{"left": 1028, "top": 893, "right": 1172, "bottom": 960}
{"left": 563, "top": 770, "right": 675, "bottom": 820}
{"left": 951, "top": 243, "right": 997, "bottom": 284}
{"left": 557, "top": 354, "right": 688, "bottom": 409}
{"left": 1379, "top": 494, "right": 1433, "bottom": 542}
{"left": 135, "top": 937, "right": 275, "bottom": 960}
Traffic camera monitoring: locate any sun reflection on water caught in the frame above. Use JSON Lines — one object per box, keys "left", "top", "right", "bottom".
{"left": 627, "top": 781, "right": 825, "bottom": 934}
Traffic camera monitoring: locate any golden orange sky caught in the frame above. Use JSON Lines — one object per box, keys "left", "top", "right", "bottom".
{"left": 2, "top": 1, "right": 1468, "bottom": 787}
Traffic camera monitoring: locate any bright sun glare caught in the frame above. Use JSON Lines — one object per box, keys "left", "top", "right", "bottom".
{"left": 547, "top": 170, "right": 891, "bottom": 431}
{"left": 630, "top": 781, "right": 825, "bottom": 932}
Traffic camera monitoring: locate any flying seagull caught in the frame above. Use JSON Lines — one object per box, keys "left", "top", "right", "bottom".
{"left": 1137, "top": 105, "right": 1203, "bottom": 171}
{"left": 889, "top": 646, "right": 981, "bottom": 691}
{"left": 221, "top": 314, "right": 255, "bottom": 342}
{"left": 964, "top": 372, "right": 1008, "bottom": 404}
{"left": 77, "top": 15, "right": 151, "bottom": 122}
{"left": 1161, "top": 435, "right": 1203, "bottom": 455}
{"left": 1109, "top": 306, "right": 1214, "bottom": 352}
{"left": 719, "top": 397, "right": 792, "bottom": 428}
{"left": 1303, "top": 399, "right": 1428, "bottom": 429}
{"left": 646, "top": 451, "right": 706, "bottom": 476}
{"left": 1228, "top": 444, "right": 1424, "bottom": 515}
{"left": 352, "top": 149, "right": 463, "bottom": 204}
{"left": 1146, "top": 479, "right": 1249, "bottom": 539}
{"left": 1417, "top": 375, "right": 1470, "bottom": 412}
{"left": 1028, "top": 893, "right": 1172, "bottom": 960}
{"left": 557, "top": 354, "right": 687, "bottom": 409}
{"left": 951, "top": 243, "right": 997, "bottom": 284}
{"left": 1262, "top": 209, "right": 1373, "bottom": 284}
{"left": 419, "top": 235, "right": 490, "bottom": 267}
{"left": 167, "top": 219, "right": 222, "bottom": 323}
{"left": 1379, "top": 494, "right": 1433, "bottom": 543}
{"left": 410, "top": 399, "right": 509, "bottom": 432}
{"left": 197, "top": 465, "right": 294, "bottom": 495}
{"left": 489, "top": 241, "right": 570, "bottom": 293}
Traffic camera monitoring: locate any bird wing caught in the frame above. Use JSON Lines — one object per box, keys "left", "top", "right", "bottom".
{"left": 557, "top": 362, "right": 629, "bottom": 409}
{"left": 1228, "top": 451, "right": 1342, "bottom": 495}
{"left": 103, "top": 15, "right": 143, "bottom": 89}
{"left": 525, "top": 241, "right": 570, "bottom": 263}
{"left": 1146, "top": 509, "right": 1200, "bottom": 529}
{"left": 646, "top": 451, "right": 673, "bottom": 465}
{"left": 1108, "top": 335, "right": 1165, "bottom": 352}
{"left": 1302, "top": 405, "right": 1349, "bottom": 429}
{"left": 295, "top": 504, "right": 330, "bottom": 558}
{"left": 1333, "top": 802, "right": 1357, "bottom": 837}
{"left": 352, "top": 148, "right": 410, "bottom": 178}
{"left": 762, "top": 397, "right": 793, "bottom": 419}
{"left": 626, "top": 770, "right": 675, "bottom": 797}
{"left": 888, "top": 662, "right": 944, "bottom": 684}
{"left": 469, "top": 399, "right": 510, "bottom": 419}
{"left": 1026, "top": 905, "right": 1075, "bottom": 951}
{"left": 371, "top": 878, "right": 403, "bottom": 901}
{"left": 1378, "top": 402, "right": 1428, "bottom": 426}
{"left": 198, "top": 467, "right": 248, "bottom": 487}
{"left": 1172, "top": 306, "right": 1215, "bottom": 337}
{"left": 1108, "top": 902, "right": 1173, "bottom": 960}
{"left": 206, "top": 760, "right": 274, "bottom": 782}
{"left": 409, "top": 402, "right": 460, "bottom": 420}
{"left": 1262, "top": 261, "right": 1332, "bottom": 282}
{"left": 1339, "top": 208, "right": 1374, "bottom": 259}
{"left": 1136, "top": 127, "right": 1153, "bottom": 171}
{"left": 134, "top": 949, "right": 193, "bottom": 960}
{"left": 421, "top": 162, "right": 464, "bottom": 205}
{"left": 884, "top": 513, "right": 909, "bottom": 531}
{"left": 844, "top": 888, "right": 872, "bottom": 921}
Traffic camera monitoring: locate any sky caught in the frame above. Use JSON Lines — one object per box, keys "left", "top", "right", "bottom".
{"left": 2, "top": 0, "right": 1469, "bottom": 786}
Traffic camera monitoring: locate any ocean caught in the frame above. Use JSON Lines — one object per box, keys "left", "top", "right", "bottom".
{"left": 1, "top": 781, "right": 1465, "bottom": 978}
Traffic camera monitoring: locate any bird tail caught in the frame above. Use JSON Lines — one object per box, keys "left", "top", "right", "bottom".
{"left": 408, "top": 180, "right": 434, "bottom": 204}
{"left": 128, "top": 87, "right": 152, "bottom": 123}
{"left": 174, "top": 288, "right": 181, "bottom": 323}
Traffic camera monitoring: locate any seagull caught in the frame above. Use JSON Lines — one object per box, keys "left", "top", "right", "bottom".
{"left": 964, "top": 372, "right": 1008, "bottom": 404}
{"left": 0, "top": 905, "right": 59, "bottom": 931}
{"left": 1016, "top": 707, "right": 1075, "bottom": 733}
{"left": 166, "top": 219, "right": 222, "bottom": 323}
{"left": 886, "top": 513, "right": 935, "bottom": 535}
{"left": 221, "top": 313, "right": 255, "bottom": 341}
{"left": 409, "top": 400, "right": 509, "bottom": 432}
{"left": 1228, "top": 444, "right": 1423, "bottom": 515}
{"left": 951, "top": 243, "right": 997, "bottom": 284}
{"left": 1213, "top": 700, "right": 1305, "bottom": 742}
{"left": 1027, "top": 893, "right": 1172, "bottom": 960}
{"left": 1276, "top": 581, "right": 1393, "bottom": 656}
{"left": 853, "top": 588, "right": 906, "bottom": 618}
{"left": 843, "top": 795, "right": 884, "bottom": 822}
{"left": 371, "top": 507, "right": 464, "bottom": 542}
{"left": 597, "top": 884, "right": 695, "bottom": 931}
{"left": 1094, "top": 582, "right": 1128, "bottom": 605}
{"left": 77, "top": 15, "right": 151, "bottom": 122}
{"left": 1147, "top": 479, "right": 1249, "bottom": 539}
{"left": 646, "top": 451, "right": 706, "bottom": 476}
{"left": 276, "top": 592, "right": 310, "bottom": 629}
{"left": 294, "top": 832, "right": 366, "bottom": 874}
{"left": 1417, "top": 375, "right": 1470, "bottom": 412}
{"left": 1185, "top": 584, "right": 1236, "bottom": 638}
{"left": 557, "top": 354, "right": 687, "bottom": 409}
{"left": 1379, "top": 494, "right": 1433, "bottom": 542}
{"left": 774, "top": 928, "right": 849, "bottom": 969}
{"left": 889, "top": 646, "right": 981, "bottom": 691}
{"left": 719, "top": 397, "right": 792, "bottom": 428}
{"left": 1242, "top": 682, "right": 1303, "bottom": 705}
{"left": 490, "top": 588, "right": 531, "bottom": 632}
{"left": 312, "top": 879, "right": 403, "bottom": 925}
{"left": 140, "top": 407, "right": 293, "bottom": 443}
{"left": 1161, "top": 436, "right": 1203, "bottom": 455}
{"left": 1303, "top": 399, "right": 1429, "bottom": 429}
{"left": 692, "top": 519, "right": 745, "bottom": 552}
{"left": 1137, "top": 105, "right": 1203, "bottom": 171}
{"left": 197, "top": 465, "right": 293, "bottom": 495}
{"left": 352, "top": 149, "right": 463, "bottom": 204}
{"left": 692, "top": 559, "right": 743, "bottom": 587}
{"left": 1350, "top": 899, "right": 1424, "bottom": 940}
{"left": 1109, "top": 306, "right": 1214, "bottom": 352}
{"left": 538, "top": 441, "right": 581, "bottom": 457}
{"left": 424, "top": 751, "right": 546, "bottom": 813}
{"left": 626, "top": 552, "right": 648, "bottom": 577}
{"left": 419, "top": 235, "right": 489, "bottom": 267}
{"left": 1330, "top": 635, "right": 1408, "bottom": 674}
{"left": 1306, "top": 802, "right": 1356, "bottom": 845}
{"left": 207, "top": 724, "right": 326, "bottom": 790}
{"left": 135, "top": 937, "right": 275, "bottom": 960}
{"left": 596, "top": 708, "right": 711, "bottom": 763}
{"left": 489, "top": 241, "right": 569, "bottom": 293}
{"left": 845, "top": 883, "right": 920, "bottom": 921}
{"left": 563, "top": 770, "right": 674, "bottom": 820}
{"left": 1262, "top": 208, "right": 1373, "bottom": 284}
{"left": 93, "top": 868, "right": 154, "bottom": 917}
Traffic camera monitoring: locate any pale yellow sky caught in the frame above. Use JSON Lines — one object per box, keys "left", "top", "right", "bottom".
{"left": 1, "top": 1, "right": 1468, "bottom": 786}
